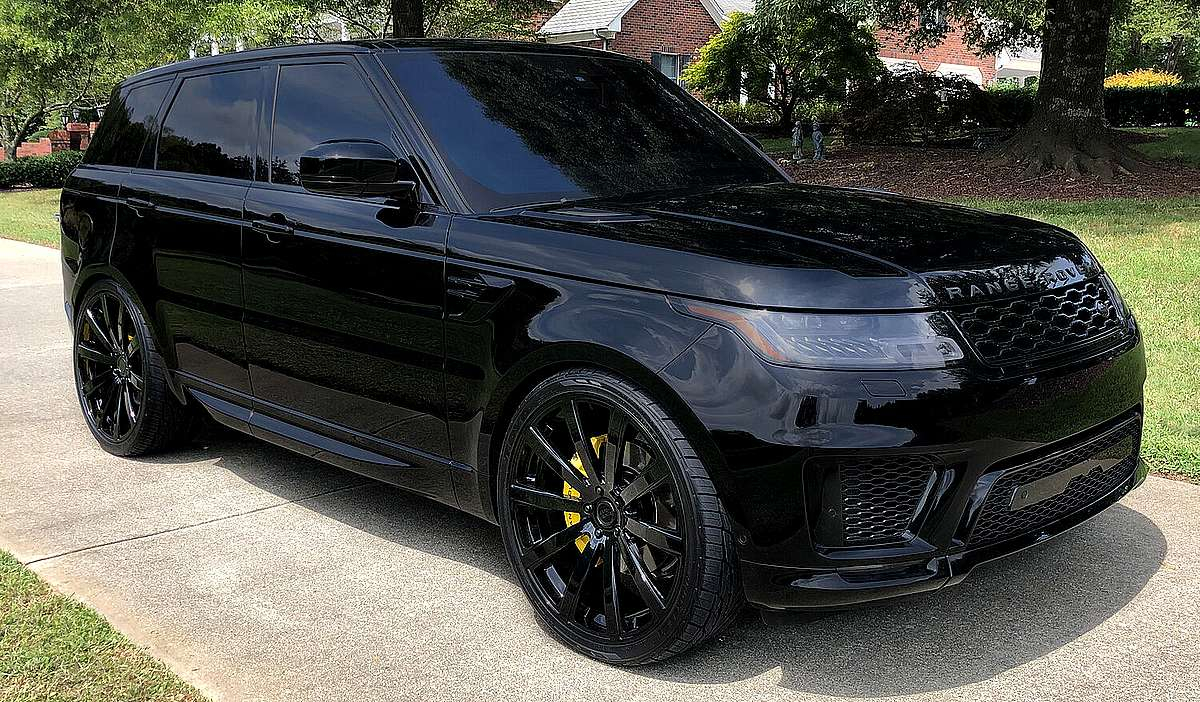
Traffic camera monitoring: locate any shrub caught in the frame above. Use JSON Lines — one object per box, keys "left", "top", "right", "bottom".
{"left": 842, "top": 69, "right": 990, "bottom": 145}
{"left": 982, "top": 83, "right": 1037, "bottom": 129}
{"left": 0, "top": 150, "right": 85, "bottom": 189}
{"left": 713, "top": 101, "right": 777, "bottom": 130}
{"left": 1105, "top": 84, "right": 1200, "bottom": 127}
{"left": 1104, "top": 69, "right": 1184, "bottom": 89}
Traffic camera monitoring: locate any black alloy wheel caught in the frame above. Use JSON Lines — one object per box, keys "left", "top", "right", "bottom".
{"left": 498, "top": 369, "right": 741, "bottom": 664}
{"left": 76, "top": 288, "right": 145, "bottom": 443}
{"left": 73, "top": 281, "right": 193, "bottom": 456}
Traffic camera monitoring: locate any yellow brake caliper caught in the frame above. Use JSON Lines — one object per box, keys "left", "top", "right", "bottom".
{"left": 564, "top": 434, "right": 607, "bottom": 552}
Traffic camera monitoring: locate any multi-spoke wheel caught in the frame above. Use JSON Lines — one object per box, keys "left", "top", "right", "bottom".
{"left": 72, "top": 281, "right": 192, "bottom": 456}
{"left": 497, "top": 369, "right": 741, "bottom": 664}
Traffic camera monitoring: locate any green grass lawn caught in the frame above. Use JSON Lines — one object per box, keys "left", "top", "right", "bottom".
{"left": 0, "top": 188, "right": 60, "bottom": 247}
{"left": 1130, "top": 127, "right": 1200, "bottom": 165}
{"left": 962, "top": 197, "right": 1200, "bottom": 481}
{"left": 0, "top": 550, "right": 207, "bottom": 702}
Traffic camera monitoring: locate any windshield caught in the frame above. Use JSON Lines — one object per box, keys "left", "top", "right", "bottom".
{"left": 380, "top": 50, "right": 784, "bottom": 212}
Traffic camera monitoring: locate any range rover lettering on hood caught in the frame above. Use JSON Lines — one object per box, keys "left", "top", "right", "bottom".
{"left": 930, "top": 257, "right": 1098, "bottom": 305}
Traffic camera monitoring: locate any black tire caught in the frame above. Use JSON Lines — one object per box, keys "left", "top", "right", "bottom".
{"left": 72, "top": 280, "right": 193, "bottom": 456}
{"left": 497, "top": 368, "right": 742, "bottom": 664}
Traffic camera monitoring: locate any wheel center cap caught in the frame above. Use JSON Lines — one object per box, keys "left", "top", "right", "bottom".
{"left": 593, "top": 499, "right": 619, "bottom": 529}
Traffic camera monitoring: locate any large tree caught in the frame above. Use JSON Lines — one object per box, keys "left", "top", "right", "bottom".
{"left": 762, "top": 0, "right": 1197, "bottom": 178}
{"left": 684, "top": 2, "right": 881, "bottom": 130}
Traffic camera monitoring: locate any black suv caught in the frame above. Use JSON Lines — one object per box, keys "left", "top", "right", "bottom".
{"left": 61, "top": 40, "right": 1147, "bottom": 665}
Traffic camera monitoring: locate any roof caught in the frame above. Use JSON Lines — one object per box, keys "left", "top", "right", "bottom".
{"left": 538, "top": 0, "right": 754, "bottom": 36}
{"left": 124, "top": 39, "right": 616, "bottom": 85}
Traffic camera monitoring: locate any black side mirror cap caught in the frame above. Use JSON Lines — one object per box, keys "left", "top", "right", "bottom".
{"left": 298, "top": 140, "right": 419, "bottom": 200}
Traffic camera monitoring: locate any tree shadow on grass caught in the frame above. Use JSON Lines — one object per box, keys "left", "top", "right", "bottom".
{"left": 162, "top": 425, "right": 1165, "bottom": 698}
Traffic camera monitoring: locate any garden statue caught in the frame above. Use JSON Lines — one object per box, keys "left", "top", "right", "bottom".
{"left": 811, "top": 118, "right": 824, "bottom": 162}
{"left": 791, "top": 119, "right": 804, "bottom": 160}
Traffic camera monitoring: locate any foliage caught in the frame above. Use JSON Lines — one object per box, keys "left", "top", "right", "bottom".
{"left": 713, "top": 101, "right": 777, "bottom": 129}
{"left": 683, "top": 1, "right": 880, "bottom": 129}
{"left": 0, "top": 151, "right": 84, "bottom": 189}
{"left": 1108, "top": 0, "right": 1200, "bottom": 81}
{"left": 1106, "top": 84, "right": 1200, "bottom": 125}
{"left": 983, "top": 83, "right": 1039, "bottom": 128}
{"left": 842, "top": 69, "right": 991, "bottom": 144}
{"left": 1105, "top": 68, "right": 1184, "bottom": 87}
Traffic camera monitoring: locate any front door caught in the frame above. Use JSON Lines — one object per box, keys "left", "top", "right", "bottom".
{"left": 241, "top": 58, "right": 450, "bottom": 494}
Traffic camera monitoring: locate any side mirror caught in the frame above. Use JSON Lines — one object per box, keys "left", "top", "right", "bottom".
{"left": 298, "top": 140, "right": 419, "bottom": 200}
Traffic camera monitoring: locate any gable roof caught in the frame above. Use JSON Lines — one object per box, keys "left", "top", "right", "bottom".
{"left": 538, "top": 0, "right": 754, "bottom": 36}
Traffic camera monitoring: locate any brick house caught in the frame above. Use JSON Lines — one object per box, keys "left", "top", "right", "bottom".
{"left": 535, "top": 0, "right": 1037, "bottom": 87}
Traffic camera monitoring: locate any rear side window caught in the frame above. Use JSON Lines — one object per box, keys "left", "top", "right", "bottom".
{"left": 84, "top": 81, "right": 170, "bottom": 167}
{"left": 157, "top": 69, "right": 259, "bottom": 180}
{"left": 269, "top": 62, "right": 394, "bottom": 186}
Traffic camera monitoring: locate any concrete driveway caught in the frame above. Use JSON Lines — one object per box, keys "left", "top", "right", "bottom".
{"left": 2, "top": 237, "right": 1198, "bottom": 702}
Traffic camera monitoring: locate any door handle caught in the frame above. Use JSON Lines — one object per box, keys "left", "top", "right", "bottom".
{"left": 251, "top": 218, "right": 295, "bottom": 243}
{"left": 126, "top": 197, "right": 156, "bottom": 215}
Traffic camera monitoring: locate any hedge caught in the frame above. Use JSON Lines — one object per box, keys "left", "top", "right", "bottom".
{"left": 0, "top": 150, "right": 84, "bottom": 189}
{"left": 980, "top": 84, "right": 1199, "bottom": 129}
{"left": 1105, "top": 85, "right": 1200, "bottom": 127}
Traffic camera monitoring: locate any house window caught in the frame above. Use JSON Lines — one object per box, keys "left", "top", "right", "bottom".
{"left": 651, "top": 52, "right": 691, "bottom": 86}
{"left": 919, "top": 9, "right": 948, "bottom": 30}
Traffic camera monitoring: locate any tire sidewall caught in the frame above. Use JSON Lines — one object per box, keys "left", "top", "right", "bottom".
{"left": 496, "top": 370, "right": 713, "bottom": 664}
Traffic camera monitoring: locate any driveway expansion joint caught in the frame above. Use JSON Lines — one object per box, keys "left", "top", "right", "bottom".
{"left": 22, "top": 481, "right": 373, "bottom": 566}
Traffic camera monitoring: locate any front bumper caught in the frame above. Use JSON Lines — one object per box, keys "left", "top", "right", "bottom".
{"left": 742, "top": 456, "right": 1148, "bottom": 610}
{"left": 658, "top": 323, "right": 1147, "bottom": 610}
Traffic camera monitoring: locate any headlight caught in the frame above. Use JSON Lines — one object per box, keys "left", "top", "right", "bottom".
{"left": 671, "top": 299, "right": 964, "bottom": 370}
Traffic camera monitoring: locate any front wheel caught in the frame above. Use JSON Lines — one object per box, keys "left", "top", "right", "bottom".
{"left": 497, "top": 369, "right": 742, "bottom": 664}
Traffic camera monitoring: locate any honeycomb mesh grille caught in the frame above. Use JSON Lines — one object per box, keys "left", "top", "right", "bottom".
{"left": 953, "top": 279, "right": 1126, "bottom": 367}
{"left": 969, "top": 418, "right": 1141, "bottom": 547}
{"left": 841, "top": 455, "right": 937, "bottom": 545}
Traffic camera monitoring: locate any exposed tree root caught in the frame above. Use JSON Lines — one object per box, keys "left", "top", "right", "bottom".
{"left": 990, "top": 120, "right": 1153, "bottom": 182}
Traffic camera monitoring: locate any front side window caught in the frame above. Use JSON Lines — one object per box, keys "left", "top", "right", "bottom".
{"left": 270, "top": 62, "right": 394, "bottom": 186}
{"left": 381, "top": 51, "right": 780, "bottom": 212}
{"left": 84, "top": 80, "right": 171, "bottom": 167}
{"left": 157, "top": 69, "right": 259, "bottom": 180}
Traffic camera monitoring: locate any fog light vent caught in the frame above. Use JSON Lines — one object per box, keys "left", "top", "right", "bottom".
{"left": 840, "top": 455, "right": 937, "bottom": 545}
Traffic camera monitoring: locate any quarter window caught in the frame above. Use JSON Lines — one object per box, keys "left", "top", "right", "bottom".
{"left": 157, "top": 70, "right": 259, "bottom": 180}
{"left": 270, "top": 63, "right": 394, "bottom": 186}
{"left": 84, "top": 81, "right": 171, "bottom": 167}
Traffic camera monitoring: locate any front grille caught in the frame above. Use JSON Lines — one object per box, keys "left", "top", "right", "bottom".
{"left": 953, "top": 279, "right": 1127, "bottom": 368}
{"left": 968, "top": 417, "right": 1141, "bottom": 547}
{"left": 840, "top": 455, "right": 937, "bottom": 545}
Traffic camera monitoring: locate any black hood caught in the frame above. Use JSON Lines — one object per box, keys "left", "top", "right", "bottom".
{"left": 474, "top": 182, "right": 1101, "bottom": 310}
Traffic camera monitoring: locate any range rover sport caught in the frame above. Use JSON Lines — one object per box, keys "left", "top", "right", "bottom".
{"left": 60, "top": 40, "right": 1147, "bottom": 665}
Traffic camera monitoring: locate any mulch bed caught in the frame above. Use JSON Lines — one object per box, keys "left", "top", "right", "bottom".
{"left": 781, "top": 146, "right": 1200, "bottom": 200}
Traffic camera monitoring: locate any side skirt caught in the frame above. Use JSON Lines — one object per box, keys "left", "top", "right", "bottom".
{"left": 179, "top": 372, "right": 470, "bottom": 510}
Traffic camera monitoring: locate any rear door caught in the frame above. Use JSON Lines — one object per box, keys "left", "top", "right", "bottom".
{"left": 118, "top": 66, "right": 262, "bottom": 397}
{"left": 241, "top": 56, "right": 451, "bottom": 493}
{"left": 62, "top": 79, "right": 171, "bottom": 311}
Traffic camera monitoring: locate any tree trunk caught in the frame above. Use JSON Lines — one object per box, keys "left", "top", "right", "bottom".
{"left": 391, "top": 0, "right": 425, "bottom": 38}
{"left": 996, "top": 0, "right": 1147, "bottom": 180}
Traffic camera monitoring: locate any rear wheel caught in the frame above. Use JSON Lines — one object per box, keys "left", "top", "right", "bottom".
{"left": 497, "top": 369, "right": 741, "bottom": 664}
{"left": 73, "top": 280, "right": 192, "bottom": 456}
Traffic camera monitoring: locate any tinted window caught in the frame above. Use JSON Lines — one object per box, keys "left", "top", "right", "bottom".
{"left": 270, "top": 63, "right": 394, "bottom": 185}
{"left": 380, "top": 52, "right": 781, "bottom": 212}
{"left": 84, "top": 81, "right": 170, "bottom": 167}
{"left": 157, "top": 70, "right": 259, "bottom": 179}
